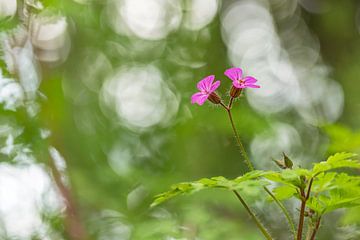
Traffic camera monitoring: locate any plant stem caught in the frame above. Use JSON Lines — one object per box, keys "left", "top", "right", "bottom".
{"left": 228, "top": 97, "right": 235, "bottom": 109}
{"left": 233, "top": 190, "right": 273, "bottom": 240}
{"left": 297, "top": 178, "right": 314, "bottom": 240}
{"left": 264, "top": 187, "right": 297, "bottom": 239}
{"left": 220, "top": 102, "right": 296, "bottom": 239}
{"left": 305, "top": 224, "right": 313, "bottom": 240}
{"left": 297, "top": 189, "right": 306, "bottom": 240}
{"left": 48, "top": 153, "right": 88, "bottom": 240}
{"left": 310, "top": 217, "right": 321, "bottom": 240}
{"left": 226, "top": 108, "right": 254, "bottom": 171}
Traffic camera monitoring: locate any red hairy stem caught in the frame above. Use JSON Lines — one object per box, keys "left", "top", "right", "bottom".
{"left": 297, "top": 189, "right": 306, "bottom": 240}
{"left": 310, "top": 217, "right": 322, "bottom": 240}
{"left": 297, "top": 178, "right": 314, "bottom": 240}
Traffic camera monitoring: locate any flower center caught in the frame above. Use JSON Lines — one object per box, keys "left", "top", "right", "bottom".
{"left": 237, "top": 79, "right": 245, "bottom": 85}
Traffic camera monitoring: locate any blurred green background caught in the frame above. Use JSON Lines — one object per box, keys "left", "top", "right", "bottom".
{"left": 0, "top": 0, "right": 360, "bottom": 239}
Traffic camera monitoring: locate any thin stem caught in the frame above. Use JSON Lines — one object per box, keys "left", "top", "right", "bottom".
{"left": 305, "top": 178, "right": 314, "bottom": 201}
{"left": 226, "top": 109, "right": 254, "bottom": 171}
{"left": 233, "top": 190, "right": 273, "bottom": 240}
{"left": 223, "top": 106, "right": 296, "bottom": 239}
{"left": 305, "top": 224, "right": 313, "bottom": 240}
{"left": 264, "top": 187, "right": 297, "bottom": 239}
{"left": 310, "top": 217, "right": 321, "bottom": 240}
{"left": 220, "top": 101, "right": 229, "bottom": 110}
{"left": 228, "top": 97, "right": 235, "bottom": 109}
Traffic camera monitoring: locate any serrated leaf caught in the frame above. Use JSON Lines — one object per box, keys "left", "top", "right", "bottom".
{"left": 307, "top": 174, "right": 360, "bottom": 214}
{"left": 312, "top": 172, "right": 337, "bottom": 193}
{"left": 312, "top": 152, "right": 360, "bottom": 176}
{"left": 151, "top": 171, "right": 269, "bottom": 207}
{"left": 263, "top": 169, "right": 309, "bottom": 188}
{"left": 307, "top": 195, "right": 360, "bottom": 214}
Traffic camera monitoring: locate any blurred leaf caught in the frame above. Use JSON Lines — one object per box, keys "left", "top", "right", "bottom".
{"left": 324, "top": 124, "right": 360, "bottom": 153}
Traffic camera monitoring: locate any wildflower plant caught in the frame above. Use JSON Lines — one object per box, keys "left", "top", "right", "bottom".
{"left": 152, "top": 67, "right": 360, "bottom": 240}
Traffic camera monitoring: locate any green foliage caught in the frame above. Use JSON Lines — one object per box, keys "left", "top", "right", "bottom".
{"left": 268, "top": 153, "right": 360, "bottom": 215}
{"left": 151, "top": 170, "right": 268, "bottom": 207}
{"left": 324, "top": 125, "right": 360, "bottom": 153}
{"left": 154, "top": 152, "right": 360, "bottom": 219}
{"left": 272, "top": 185, "right": 297, "bottom": 200}
{"left": 307, "top": 173, "right": 360, "bottom": 214}
{"left": 312, "top": 152, "right": 360, "bottom": 176}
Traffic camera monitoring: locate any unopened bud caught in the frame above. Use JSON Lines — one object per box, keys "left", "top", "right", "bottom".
{"left": 272, "top": 152, "right": 294, "bottom": 170}
{"left": 230, "top": 86, "right": 242, "bottom": 98}
{"left": 208, "top": 92, "right": 221, "bottom": 104}
{"left": 283, "top": 152, "right": 293, "bottom": 169}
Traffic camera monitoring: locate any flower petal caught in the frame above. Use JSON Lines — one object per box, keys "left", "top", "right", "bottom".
{"left": 224, "top": 68, "right": 243, "bottom": 81}
{"left": 197, "top": 75, "right": 215, "bottom": 92}
{"left": 191, "top": 92, "right": 209, "bottom": 105}
{"left": 243, "top": 76, "right": 258, "bottom": 84}
{"left": 209, "top": 80, "right": 220, "bottom": 93}
{"left": 245, "top": 84, "right": 260, "bottom": 88}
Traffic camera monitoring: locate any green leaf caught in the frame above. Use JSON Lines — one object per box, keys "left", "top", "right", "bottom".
{"left": 312, "top": 172, "right": 337, "bottom": 194}
{"left": 263, "top": 169, "right": 310, "bottom": 188}
{"left": 271, "top": 185, "right": 297, "bottom": 201}
{"left": 312, "top": 152, "right": 360, "bottom": 176}
{"left": 151, "top": 171, "right": 268, "bottom": 207}
{"left": 307, "top": 173, "right": 360, "bottom": 214}
{"left": 307, "top": 195, "right": 360, "bottom": 214}
{"left": 324, "top": 124, "right": 360, "bottom": 152}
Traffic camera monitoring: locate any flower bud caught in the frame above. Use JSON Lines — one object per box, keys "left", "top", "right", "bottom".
{"left": 230, "top": 86, "right": 242, "bottom": 98}
{"left": 208, "top": 92, "right": 221, "bottom": 104}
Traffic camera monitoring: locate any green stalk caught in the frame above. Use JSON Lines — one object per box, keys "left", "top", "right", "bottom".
{"left": 220, "top": 100, "right": 296, "bottom": 239}
{"left": 233, "top": 190, "right": 273, "bottom": 240}
{"left": 264, "top": 187, "right": 296, "bottom": 239}
{"left": 226, "top": 108, "right": 254, "bottom": 171}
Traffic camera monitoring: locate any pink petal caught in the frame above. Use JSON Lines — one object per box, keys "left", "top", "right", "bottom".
{"left": 197, "top": 75, "right": 215, "bottom": 92}
{"left": 191, "top": 92, "right": 209, "bottom": 105}
{"left": 209, "top": 80, "right": 220, "bottom": 93}
{"left": 245, "top": 84, "right": 260, "bottom": 88}
{"left": 243, "top": 76, "right": 258, "bottom": 84}
{"left": 224, "top": 68, "right": 243, "bottom": 81}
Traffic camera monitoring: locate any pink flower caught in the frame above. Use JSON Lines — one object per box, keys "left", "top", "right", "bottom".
{"left": 191, "top": 75, "right": 221, "bottom": 105}
{"left": 224, "top": 67, "right": 260, "bottom": 89}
